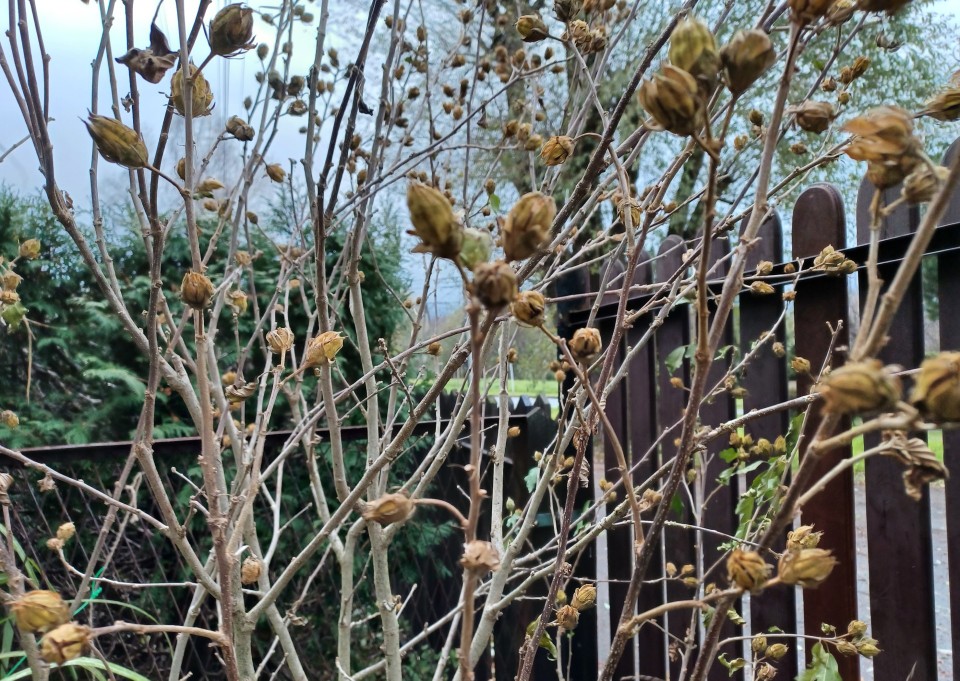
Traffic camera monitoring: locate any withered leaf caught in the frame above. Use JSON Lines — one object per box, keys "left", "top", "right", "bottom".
{"left": 116, "top": 24, "right": 177, "bottom": 84}
{"left": 225, "top": 381, "right": 258, "bottom": 403}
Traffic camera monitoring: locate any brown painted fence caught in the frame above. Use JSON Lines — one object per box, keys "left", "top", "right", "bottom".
{"left": 558, "top": 137, "right": 960, "bottom": 681}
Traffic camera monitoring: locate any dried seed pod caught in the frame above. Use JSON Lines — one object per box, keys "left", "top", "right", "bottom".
{"left": 790, "top": 100, "right": 835, "bottom": 133}
{"left": 85, "top": 114, "right": 149, "bottom": 169}
{"left": 777, "top": 548, "right": 837, "bottom": 588}
{"left": 3, "top": 270, "right": 22, "bottom": 290}
{"left": 726, "top": 548, "right": 771, "bottom": 592}
{"left": 752, "top": 635, "right": 768, "bottom": 655}
{"left": 426, "top": 341, "right": 442, "bottom": 356}
{"left": 362, "top": 492, "right": 415, "bottom": 525}
{"left": 812, "top": 245, "right": 857, "bottom": 275}
{"left": 857, "top": 0, "right": 912, "bottom": 13}
{"left": 554, "top": 0, "right": 582, "bottom": 21}
{"left": 226, "top": 115, "right": 255, "bottom": 141}
{"left": 638, "top": 65, "right": 704, "bottom": 136}
{"left": 766, "top": 643, "right": 789, "bottom": 660}
{"left": 516, "top": 14, "right": 549, "bottom": 43}
{"left": 406, "top": 182, "right": 463, "bottom": 260}
{"left": 265, "top": 163, "right": 286, "bottom": 183}
{"left": 502, "top": 192, "right": 556, "bottom": 261}
{"left": 225, "top": 381, "right": 258, "bottom": 403}
{"left": 266, "top": 328, "right": 295, "bottom": 355}
{"left": 569, "top": 327, "right": 602, "bottom": 364}
{"left": 461, "top": 540, "right": 500, "bottom": 574}
{"left": 305, "top": 331, "right": 344, "bottom": 366}
{"left": 920, "top": 84, "right": 960, "bottom": 122}
{"left": 818, "top": 360, "right": 901, "bottom": 415}
{"left": 40, "top": 623, "right": 92, "bottom": 664}
{"left": 180, "top": 271, "right": 215, "bottom": 310}
{"left": 843, "top": 106, "right": 921, "bottom": 189}
{"left": 209, "top": 3, "right": 255, "bottom": 57}
{"left": 195, "top": 177, "right": 224, "bottom": 196}
{"left": 827, "top": 0, "right": 857, "bottom": 24}
{"left": 171, "top": 64, "right": 214, "bottom": 117}
{"left": 856, "top": 639, "right": 881, "bottom": 657}
{"left": 511, "top": 290, "right": 546, "bottom": 327}
{"left": 571, "top": 583, "right": 597, "bottom": 611}
{"left": 902, "top": 163, "right": 949, "bottom": 204}
{"left": 240, "top": 556, "right": 262, "bottom": 584}
{"left": 910, "top": 351, "right": 960, "bottom": 421}
{"left": 720, "top": 29, "right": 775, "bottom": 94}
{"left": 472, "top": 260, "right": 518, "bottom": 309}
{"left": 787, "top": 524, "right": 823, "bottom": 550}
{"left": 668, "top": 16, "right": 720, "bottom": 87}
{"left": 56, "top": 522, "right": 76, "bottom": 542}
{"left": 555, "top": 604, "right": 580, "bottom": 631}
{"left": 115, "top": 23, "right": 177, "bottom": 84}
{"left": 11, "top": 591, "right": 70, "bottom": 633}
{"left": 540, "top": 135, "right": 575, "bottom": 166}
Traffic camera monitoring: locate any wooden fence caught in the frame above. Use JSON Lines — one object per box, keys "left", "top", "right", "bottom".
{"left": 557, "top": 137, "right": 960, "bottom": 681}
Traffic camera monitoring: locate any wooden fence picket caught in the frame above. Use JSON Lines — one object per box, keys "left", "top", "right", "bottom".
{"left": 856, "top": 178, "right": 937, "bottom": 681}
{"left": 791, "top": 183, "right": 859, "bottom": 680}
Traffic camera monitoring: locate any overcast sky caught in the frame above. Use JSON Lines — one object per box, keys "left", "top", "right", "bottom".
{"left": 0, "top": 0, "right": 958, "bottom": 202}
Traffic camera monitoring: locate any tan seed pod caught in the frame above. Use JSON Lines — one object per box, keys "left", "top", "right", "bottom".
{"left": 569, "top": 327, "right": 602, "bottom": 364}
{"left": 790, "top": 100, "right": 835, "bottom": 133}
{"left": 85, "top": 114, "right": 149, "bottom": 169}
{"left": 209, "top": 3, "right": 255, "bottom": 57}
{"left": 266, "top": 327, "right": 295, "bottom": 354}
{"left": 571, "top": 583, "right": 597, "bottom": 611}
{"left": 515, "top": 14, "right": 549, "bottom": 43}
{"left": 720, "top": 29, "right": 775, "bottom": 95}
{"left": 818, "top": 360, "right": 901, "bottom": 415}
{"left": 426, "top": 341, "right": 442, "bottom": 356}
{"left": 406, "top": 182, "right": 463, "bottom": 260}
{"left": 305, "top": 331, "right": 344, "bottom": 366}
{"left": 180, "top": 271, "right": 215, "bottom": 310}
{"left": 461, "top": 540, "right": 500, "bottom": 574}
{"left": 472, "top": 260, "right": 518, "bottom": 309}
{"left": 638, "top": 65, "right": 704, "bottom": 136}
{"left": 555, "top": 604, "right": 580, "bottom": 631}
{"left": 511, "top": 290, "right": 546, "bottom": 327}
{"left": 3, "top": 270, "right": 23, "bottom": 291}
{"left": 910, "top": 351, "right": 960, "bottom": 421}
{"left": 786, "top": 524, "right": 823, "bottom": 550}
{"left": 265, "top": 163, "right": 287, "bottom": 183}
{"left": 502, "top": 192, "right": 556, "bottom": 262}
{"left": 40, "top": 623, "right": 92, "bottom": 665}
{"left": 11, "top": 591, "right": 70, "bottom": 633}
{"left": 726, "top": 548, "right": 770, "bottom": 592}
{"left": 171, "top": 64, "right": 214, "bottom": 117}
{"left": 361, "top": 492, "right": 415, "bottom": 526}
{"left": 240, "top": 556, "right": 262, "bottom": 584}
{"left": 540, "top": 136, "right": 575, "bottom": 166}
{"left": 56, "top": 522, "right": 76, "bottom": 542}
{"left": 777, "top": 548, "right": 838, "bottom": 588}
{"left": 668, "top": 16, "right": 720, "bottom": 87}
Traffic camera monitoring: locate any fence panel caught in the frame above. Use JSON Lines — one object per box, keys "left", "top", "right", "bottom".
{"left": 791, "top": 183, "right": 859, "bottom": 680}
{"left": 738, "top": 212, "right": 797, "bottom": 680}
{"left": 936, "top": 137, "right": 960, "bottom": 681}
{"left": 856, "top": 178, "right": 937, "bottom": 681}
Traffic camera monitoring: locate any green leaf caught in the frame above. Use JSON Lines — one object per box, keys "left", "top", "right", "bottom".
{"left": 1, "top": 657, "right": 152, "bottom": 681}
{"left": 489, "top": 193, "right": 501, "bottom": 212}
{"left": 524, "top": 467, "right": 539, "bottom": 493}
{"left": 796, "top": 643, "right": 841, "bottom": 681}
{"left": 665, "top": 344, "right": 689, "bottom": 374}
{"left": 718, "top": 654, "right": 745, "bottom": 676}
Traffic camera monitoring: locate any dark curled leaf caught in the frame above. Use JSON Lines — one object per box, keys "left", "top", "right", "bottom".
{"left": 116, "top": 24, "right": 177, "bottom": 84}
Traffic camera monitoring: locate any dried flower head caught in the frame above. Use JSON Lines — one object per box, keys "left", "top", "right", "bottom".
{"left": 879, "top": 431, "right": 949, "bottom": 500}
{"left": 226, "top": 115, "right": 256, "bottom": 141}
{"left": 726, "top": 549, "right": 771, "bottom": 592}
{"left": 472, "top": 260, "right": 518, "bottom": 309}
{"left": 777, "top": 548, "right": 838, "bottom": 588}
{"left": 541, "top": 135, "right": 575, "bottom": 166}
{"left": 85, "top": 114, "right": 149, "bottom": 169}
{"left": 265, "top": 163, "right": 286, "bottom": 183}
{"left": 812, "top": 245, "right": 857, "bottom": 275}
{"left": 553, "top": 0, "right": 582, "bottom": 22}
{"left": 843, "top": 106, "right": 922, "bottom": 188}
{"left": 511, "top": 290, "right": 546, "bottom": 327}
{"left": 241, "top": 556, "right": 262, "bottom": 584}
{"left": 857, "top": 0, "right": 913, "bottom": 13}
{"left": 180, "top": 271, "right": 215, "bottom": 310}
{"left": 40, "top": 623, "right": 92, "bottom": 665}
{"left": 516, "top": 14, "right": 549, "bottom": 42}
{"left": 766, "top": 643, "right": 789, "bottom": 660}
{"left": 789, "top": 0, "right": 833, "bottom": 24}
{"left": 790, "top": 100, "right": 836, "bottom": 133}
{"left": 362, "top": 492, "right": 415, "bottom": 526}
{"left": 911, "top": 351, "right": 960, "bottom": 421}
{"left": 920, "top": 84, "right": 960, "bottom": 122}
{"left": 305, "top": 331, "right": 345, "bottom": 366}
{"left": 668, "top": 16, "right": 720, "bottom": 87}
{"left": 406, "top": 182, "right": 463, "bottom": 260}
{"left": 902, "top": 164, "right": 949, "bottom": 204}
{"left": 818, "top": 360, "right": 901, "bottom": 415}
{"left": 720, "top": 29, "right": 776, "bottom": 95}
{"left": 171, "top": 64, "right": 214, "bottom": 117}
{"left": 787, "top": 524, "right": 823, "bottom": 550}
{"left": 571, "top": 583, "right": 597, "bottom": 611}
{"left": 209, "top": 3, "right": 255, "bottom": 57}
{"left": 3, "top": 270, "right": 22, "bottom": 291}
{"left": 461, "top": 540, "right": 500, "bottom": 574}
{"left": 555, "top": 604, "right": 580, "bottom": 631}
{"left": 266, "top": 327, "right": 295, "bottom": 354}
{"left": 569, "top": 327, "right": 602, "bottom": 364}
{"left": 502, "top": 192, "right": 556, "bottom": 261}
{"left": 115, "top": 23, "right": 177, "bottom": 84}
{"left": 56, "top": 522, "right": 76, "bottom": 542}
{"left": 638, "top": 65, "right": 704, "bottom": 136}
{"left": 11, "top": 591, "right": 70, "bottom": 633}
